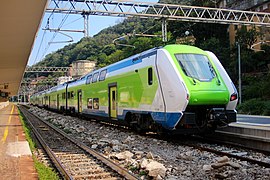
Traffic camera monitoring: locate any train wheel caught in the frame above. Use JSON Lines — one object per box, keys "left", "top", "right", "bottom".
{"left": 156, "top": 125, "right": 165, "bottom": 136}
{"left": 130, "top": 113, "right": 146, "bottom": 134}
{"left": 156, "top": 125, "right": 171, "bottom": 137}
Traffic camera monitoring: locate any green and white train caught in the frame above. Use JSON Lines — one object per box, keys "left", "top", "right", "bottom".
{"left": 30, "top": 44, "right": 238, "bottom": 134}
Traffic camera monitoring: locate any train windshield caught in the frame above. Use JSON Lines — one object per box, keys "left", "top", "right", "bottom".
{"left": 175, "top": 54, "right": 216, "bottom": 81}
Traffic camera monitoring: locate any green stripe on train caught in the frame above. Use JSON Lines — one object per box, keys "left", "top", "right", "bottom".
{"left": 65, "top": 66, "right": 158, "bottom": 110}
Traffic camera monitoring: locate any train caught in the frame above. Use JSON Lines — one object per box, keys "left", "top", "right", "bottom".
{"left": 30, "top": 44, "right": 238, "bottom": 134}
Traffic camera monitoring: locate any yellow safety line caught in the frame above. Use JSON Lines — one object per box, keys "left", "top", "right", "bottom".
{"left": 1, "top": 105, "right": 14, "bottom": 144}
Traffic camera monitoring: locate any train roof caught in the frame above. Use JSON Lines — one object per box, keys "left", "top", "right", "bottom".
{"left": 65, "top": 46, "right": 161, "bottom": 87}
{"left": 68, "top": 76, "right": 86, "bottom": 88}
{"left": 31, "top": 46, "right": 162, "bottom": 96}
{"left": 83, "top": 46, "right": 160, "bottom": 77}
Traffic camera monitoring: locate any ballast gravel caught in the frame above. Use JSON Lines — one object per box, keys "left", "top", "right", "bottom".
{"left": 28, "top": 107, "right": 270, "bottom": 179}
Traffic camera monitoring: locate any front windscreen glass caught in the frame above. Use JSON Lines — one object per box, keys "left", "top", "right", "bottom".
{"left": 175, "top": 54, "right": 216, "bottom": 81}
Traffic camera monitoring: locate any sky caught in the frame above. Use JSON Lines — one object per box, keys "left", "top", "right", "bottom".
{"left": 28, "top": 0, "right": 158, "bottom": 66}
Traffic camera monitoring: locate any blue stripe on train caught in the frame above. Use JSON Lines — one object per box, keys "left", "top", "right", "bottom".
{"left": 107, "top": 58, "right": 142, "bottom": 73}
{"left": 151, "top": 112, "right": 183, "bottom": 129}
{"left": 121, "top": 110, "right": 183, "bottom": 130}
{"left": 107, "top": 51, "right": 157, "bottom": 73}
{"left": 82, "top": 110, "right": 109, "bottom": 117}
{"left": 81, "top": 109, "right": 182, "bottom": 130}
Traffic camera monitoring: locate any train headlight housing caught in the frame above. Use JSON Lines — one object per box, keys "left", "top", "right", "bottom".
{"left": 230, "top": 93, "right": 238, "bottom": 101}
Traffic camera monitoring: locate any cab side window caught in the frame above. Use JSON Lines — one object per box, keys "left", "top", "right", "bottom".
{"left": 148, "top": 67, "right": 153, "bottom": 85}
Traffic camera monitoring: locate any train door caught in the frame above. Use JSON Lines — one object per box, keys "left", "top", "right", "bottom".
{"left": 109, "top": 85, "right": 117, "bottom": 118}
{"left": 57, "top": 94, "right": 59, "bottom": 110}
{"left": 77, "top": 90, "right": 82, "bottom": 113}
{"left": 48, "top": 96, "right": 50, "bottom": 108}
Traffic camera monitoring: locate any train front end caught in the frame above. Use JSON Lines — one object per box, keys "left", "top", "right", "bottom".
{"left": 164, "top": 45, "right": 238, "bottom": 132}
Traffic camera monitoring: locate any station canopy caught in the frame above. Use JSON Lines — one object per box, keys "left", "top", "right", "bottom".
{"left": 0, "top": 0, "right": 47, "bottom": 98}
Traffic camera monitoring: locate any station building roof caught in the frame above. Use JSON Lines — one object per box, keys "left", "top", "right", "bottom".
{"left": 0, "top": 0, "right": 47, "bottom": 97}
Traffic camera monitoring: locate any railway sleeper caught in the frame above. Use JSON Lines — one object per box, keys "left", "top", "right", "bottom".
{"left": 61, "top": 159, "right": 97, "bottom": 164}
{"left": 73, "top": 172, "right": 116, "bottom": 179}
{"left": 72, "top": 167, "right": 105, "bottom": 174}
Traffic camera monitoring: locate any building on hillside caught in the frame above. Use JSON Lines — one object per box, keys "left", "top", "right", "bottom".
{"left": 218, "top": 0, "right": 270, "bottom": 50}
{"left": 69, "top": 60, "right": 96, "bottom": 79}
{"left": 219, "top": 0, "right": 270, "bottom": 11}
{"left": 57, "top": 76, "right": 73, "bottom": 85}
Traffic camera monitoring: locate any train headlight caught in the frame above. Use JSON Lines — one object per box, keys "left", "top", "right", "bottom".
{"left": 230, "top": 93, "right": 238, "bottom": 101}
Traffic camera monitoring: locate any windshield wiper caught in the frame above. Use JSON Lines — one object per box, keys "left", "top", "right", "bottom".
{"left": 179, "top": 61, "right": 190, "bottom": 76}
{"left": 208, "top": 62, "right": 220, "bottom": 85}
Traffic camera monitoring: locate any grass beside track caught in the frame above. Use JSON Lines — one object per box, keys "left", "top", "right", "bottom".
{"left": 18, "top": 107, "right": 60, "bottom": 180}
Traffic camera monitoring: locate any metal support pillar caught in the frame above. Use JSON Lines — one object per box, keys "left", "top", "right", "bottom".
{"left": 162, "top": 18, "right": 167, "bottom": 42}
{"left": 24, "top": 92, "right": 26, "bottom": 103}
{"left": 237, "top": 43, "right": 242, "bottom": 104}
{"left": 83, "top": 14, "right": 89, "bottom": 37}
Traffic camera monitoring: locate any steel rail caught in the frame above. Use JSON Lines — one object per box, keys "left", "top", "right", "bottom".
{"left": 23, "top": 104, "right": 270, "bottom": 175}
{"left": 19, "top": 105, "right": 138, "bottom": 180}
{"left": 171, "top": 135, "right": 270, "bottom": 168}
{"left": 194, "top": 140, "right": 270, "bottom": 168}
{"left": 18, "top": 105, "right": 72, "bottom": 179}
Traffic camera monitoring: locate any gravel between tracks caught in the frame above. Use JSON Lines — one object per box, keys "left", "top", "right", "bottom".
{"left": 29, "top": 106, "right": 270, "bottom": 180}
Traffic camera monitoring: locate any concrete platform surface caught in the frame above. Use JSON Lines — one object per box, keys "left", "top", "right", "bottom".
{"left": 215, "top": 115, "right": 270, "bottom": 152}
{"left": 0, "top": 101, "right": 9, "bottom": 110}
{"left": 0, "top": 103, "right": 37, "bottom": 179}
{"left": 237, "top": 114, "right": 270, "bottom": 126}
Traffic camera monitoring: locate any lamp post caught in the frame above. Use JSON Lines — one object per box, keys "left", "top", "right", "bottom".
{"left": 237, "top": 42, "right": 242, "bottom": 104}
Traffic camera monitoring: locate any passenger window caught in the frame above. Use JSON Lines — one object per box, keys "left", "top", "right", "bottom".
{"left": 92, "top": 73, "right": 99, "bottom": 83}
{"left": 99, "top": 70, "right": 107, "bottom": 81}
{"left": 71, "top": 91, "right": 74, "bottom": 99}
{"left": 86, "top": 75, "right": 92, "bottom": 84}
{"left": 93, "top": 98, "right": 99, "bottom": 109}
{"left": 148, "top": 67, "right": 153, "bottom": 85}
{"left": 62, "top": 93, "right": 66, "bottom": 99}
{"left": 87, "top": 98, "right": 93, "bottom": 109}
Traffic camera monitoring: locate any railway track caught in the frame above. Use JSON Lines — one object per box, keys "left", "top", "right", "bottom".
{"left": 167, "top": 135, "right": 270, "bottom": 168}
{"left": 22, "top": 105, "right": 270, "bottom": 178}
{"left": 97, "top": 122, "right": 270, "bottom": 171}
{"left": 19, "top": 105, "right": 138, "bottom": 180}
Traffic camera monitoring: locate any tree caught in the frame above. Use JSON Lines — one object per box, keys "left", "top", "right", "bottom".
{"left": 236, "top": 26, "right": 261, "bottom": 49}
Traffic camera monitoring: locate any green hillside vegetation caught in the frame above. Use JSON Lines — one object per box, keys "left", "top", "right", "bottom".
{"left": 32, "top": 0, "right": 270, "bottom": 115}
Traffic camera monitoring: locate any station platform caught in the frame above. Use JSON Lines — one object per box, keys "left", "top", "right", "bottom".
{"left": 214, "top": 114, "right": 270, "bottom": 152}
{"left": 235, "top": 114, "right": 270, "bottom": 128}
{"left": 0, "top": 103, "right": 37, "bottom": 179}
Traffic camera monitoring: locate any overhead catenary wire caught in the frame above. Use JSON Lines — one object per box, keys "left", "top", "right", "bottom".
{"left": 41, "top": 2, "right": 76, "bottom": 60}
{"left": 32, "top": 0, "right": 57, "bottom": 65}
{"left": 62, "top": 16, "right": 83, "bottom": 28}
{"left": 33, "top": 27, "right": 47, "bottom": 65}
